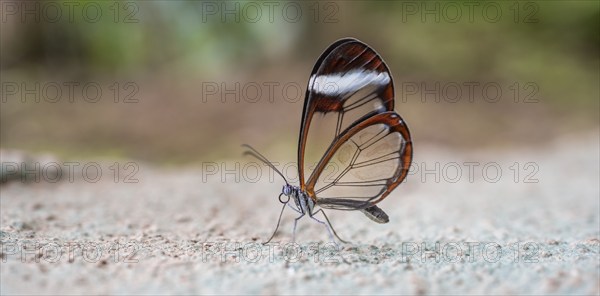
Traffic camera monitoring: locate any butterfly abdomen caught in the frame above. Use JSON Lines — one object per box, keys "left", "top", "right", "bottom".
{"left": 360, "top": 205, "right": 390, "bottom": 224}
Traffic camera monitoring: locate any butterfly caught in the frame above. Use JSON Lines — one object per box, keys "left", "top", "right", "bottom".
{"left": 244, "top": 38, "right": 412, "bottom": 243}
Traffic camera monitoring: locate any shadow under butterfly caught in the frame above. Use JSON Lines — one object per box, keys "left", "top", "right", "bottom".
{"left": 244, "top": 38, "right": 413, "bottom": 244}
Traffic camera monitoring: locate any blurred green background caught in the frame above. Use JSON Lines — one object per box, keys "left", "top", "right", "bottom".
{"left": 1, "top": 0, "right": 598, "bottom": 164}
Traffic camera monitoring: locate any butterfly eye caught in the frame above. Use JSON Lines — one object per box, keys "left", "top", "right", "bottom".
{"left": 282, "top": 184, "right": 292, "bottom": 196}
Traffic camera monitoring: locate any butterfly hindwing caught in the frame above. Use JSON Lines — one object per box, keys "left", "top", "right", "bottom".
{"left": 306, "top": 112, "right": 412, "bottom": 210}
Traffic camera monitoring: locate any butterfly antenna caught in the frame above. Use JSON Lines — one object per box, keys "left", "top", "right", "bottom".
{"left": 263, "top": 193, "right": 288, "bottom": 245}
{"left": 242, "top": 144, "right": 289, "bottom": 184}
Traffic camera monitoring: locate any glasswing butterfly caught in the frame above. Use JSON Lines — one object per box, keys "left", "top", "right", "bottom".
{"left": 244, "top": 38, "right": 412, "bottom": 243}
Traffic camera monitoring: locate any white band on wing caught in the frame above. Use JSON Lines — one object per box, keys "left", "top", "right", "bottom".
{"left": 309, "top": 70, "right": 390, "bottom": 96}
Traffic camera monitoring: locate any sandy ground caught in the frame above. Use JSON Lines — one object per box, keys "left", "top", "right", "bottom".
{"left": 1, "top": 131, "right": 599, "bottom": 295}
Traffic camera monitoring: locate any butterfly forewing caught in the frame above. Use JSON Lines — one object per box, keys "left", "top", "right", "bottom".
{"left": 298, "top": 39, "right": 396, "bottom": 192}
{"left": 306, "top": 112, "right": 412, "bottom": 210}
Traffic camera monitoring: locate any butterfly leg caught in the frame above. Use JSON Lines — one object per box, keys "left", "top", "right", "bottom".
{"left": 311, "top": 209, "right": 349, "bottom": 244}
{"left": 291, "top": 213, "right": 305, "bottom": 243}
{"left": 286, "top": 202, "right": 302, "bottom": 214}
{"left": 308, "top": 213, "right": 336, "bottom": 245}
{"left": 263, "top": 200, "right": 289, "bottom": 245}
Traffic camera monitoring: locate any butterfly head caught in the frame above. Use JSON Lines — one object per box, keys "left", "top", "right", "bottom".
{"left": 282, "top": 184, "right": 293, "bottom": 196}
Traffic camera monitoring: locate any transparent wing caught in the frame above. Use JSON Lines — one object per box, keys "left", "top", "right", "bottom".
{"left": 306, "top": 112, "right": 412, "bottom": 210}
{"left": 298, "top": 39, "right": 396, "bottom": 191}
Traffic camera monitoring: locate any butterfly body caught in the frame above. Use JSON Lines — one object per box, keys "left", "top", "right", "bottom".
{"left": 283, "top": 184, "right": 315, "bottom": 215}
{"left": 283, "top": 183, "right": 389, "bottom": 226}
